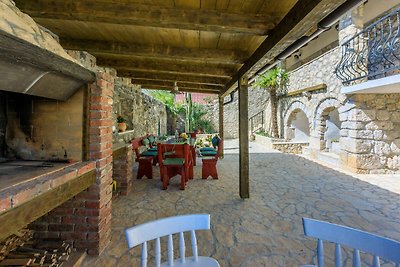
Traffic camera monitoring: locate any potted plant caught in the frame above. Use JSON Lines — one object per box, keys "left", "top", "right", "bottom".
{"left": 117, "top": 115, "right": 127, "bottom": 132}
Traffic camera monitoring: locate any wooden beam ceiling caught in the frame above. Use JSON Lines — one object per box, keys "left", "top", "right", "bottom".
{"left": 131, "top": 79, "right": 223, "bottom": 90}
{"left": 96, "top": 58, "right": 237, "bottom": 78}
{"left": 61, "top": 39, "right": 248, "bottom": 64}
{"left": 221, "top": 0, "right": 348, "bottom": 96}
{"left": 121, "top": 71, "right": 229, "bottom": 86}
{"left": 13, "top": 0, "right": 350, "bottom": 95}
{"left": 141, "top": 85, "right": 219, "bottom": 95}
{"left": 15, "top": 1, "right": 278, "bottom": 35}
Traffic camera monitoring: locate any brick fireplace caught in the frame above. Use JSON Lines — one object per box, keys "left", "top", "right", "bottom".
{"left": 0, "top": 2, "right": 115, "bottom": 256}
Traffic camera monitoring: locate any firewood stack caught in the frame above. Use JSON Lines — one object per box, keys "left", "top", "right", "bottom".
{"left": 0, "top": 230, "right": 72, "bottom": 266}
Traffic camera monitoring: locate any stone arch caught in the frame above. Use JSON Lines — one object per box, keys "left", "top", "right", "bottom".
{"left": 283, "top": 101, "right": 311, "bottom": 140}
{"left": 313, "top": 98, "right": 343, "bottom": 151}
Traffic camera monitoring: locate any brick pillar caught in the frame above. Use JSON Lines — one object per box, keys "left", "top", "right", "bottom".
{"left": 112, "top": 144, "right": 133, "bottom": 196}
{"left": 73, "top": 69, "right": 114, "bottom": 255}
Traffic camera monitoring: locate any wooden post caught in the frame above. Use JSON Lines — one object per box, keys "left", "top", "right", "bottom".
{"left": 218, "top": 96, "right": 224, "bottom": 159}
{"left": 238, "top": 76, "right": 249, "bottom": 199}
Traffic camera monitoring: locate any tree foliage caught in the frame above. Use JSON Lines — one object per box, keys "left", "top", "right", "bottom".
{"left": 255, "top": 67, "right": 288, "bottom": 138}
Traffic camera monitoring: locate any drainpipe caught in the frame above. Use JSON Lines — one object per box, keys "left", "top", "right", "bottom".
{"left": 252, "top": 0, "right": 366, "bottom": 78}
{"left": 223, "top": 91, "right": 236, "bottom": 105}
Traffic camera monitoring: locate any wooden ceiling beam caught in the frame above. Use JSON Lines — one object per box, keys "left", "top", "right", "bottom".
{"left": 130, "top": 79, "right": 222, "bottom": 90}
{"left": 141, "top": 85, "right": 219, "bottom": 95}
{"left": 61, "top": 39, "right": 247, "bottom": 64}
{"left": 15, "top": 0, "right": 277, "bottom": 35}
{"left": 220, "top": 0, "right": 348, "bottom": 96}
{"left": 96, "top": 58, "right": 237, "bottom": 78}
{"left": 122, "top": 71, "right": 229, "bottom": 86}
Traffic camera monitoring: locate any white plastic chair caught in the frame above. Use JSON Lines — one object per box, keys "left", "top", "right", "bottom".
{"left": 125, "top": 214, "right": 220, "bottom": 267}
{"left": 302, "top": 217, "right": 400, "bottom": 267}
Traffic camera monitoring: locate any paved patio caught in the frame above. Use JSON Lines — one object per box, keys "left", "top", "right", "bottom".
{"left": 83, "top": 140, "right": 400, "bottom": 266}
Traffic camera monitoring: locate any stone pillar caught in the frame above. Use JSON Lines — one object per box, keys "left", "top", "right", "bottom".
{"left": 238, "top": 76, "right": 249, "bottom": 199}
{"left": 339, "top": 95, "right": 400, "bottom": 174}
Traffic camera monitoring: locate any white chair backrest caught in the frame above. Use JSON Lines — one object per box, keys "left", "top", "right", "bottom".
{"left": 126, "top": 214, "right": 211, "bottom": 267}
{"left": 303, "top": 217, "right": 400, "bottom": 267}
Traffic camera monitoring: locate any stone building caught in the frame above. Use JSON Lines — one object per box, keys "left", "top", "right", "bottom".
{"left": 209, "top": 0, "right": 400, "bottom": 174}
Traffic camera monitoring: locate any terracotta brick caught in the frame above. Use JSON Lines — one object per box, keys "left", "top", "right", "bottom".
{"left": 89, "top": 119, "right": 113, "bottom": 127}
{"left": 48, "top": 224, "right": 74, "bottom": 231}
{"left": 62, "top": 216, "right": 86, "bottom": 224}
{"left": 12, "top": 188, "right": 37, "bottom": 207}
{"left": 0, "top": 197, "right": 11, "bottom": 212}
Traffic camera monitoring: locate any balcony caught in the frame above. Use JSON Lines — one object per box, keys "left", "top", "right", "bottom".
{"left": 336, "top": 7, "right": 400, "bottom": 94}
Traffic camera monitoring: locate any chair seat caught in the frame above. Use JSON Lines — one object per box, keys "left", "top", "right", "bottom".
{"left": 200, "top": 147, "right": 215, "bottom": 151}
{"left": 141, "top": 151, "right": 158, "bottom": 157}
{"left": 163, "top": 157, "right": 185, "bottom": 165}
{"left": 202, "top": 156, "right": 216, "bottom": 161}
{"left": 160, "top": 256, "right": 220, "bottom": 267}
{"left": 148, "top": 147, "right": 158, "bottom": 151}
{"left": 201, "top": 151, "right": 217, "bottom": 156}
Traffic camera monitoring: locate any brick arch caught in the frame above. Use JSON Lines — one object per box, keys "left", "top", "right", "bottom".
{"left": 283, "top": 101, "right": 310, "bottom": 140}
{"left": 312, "top": 97, "right": 343, "bottom": 151}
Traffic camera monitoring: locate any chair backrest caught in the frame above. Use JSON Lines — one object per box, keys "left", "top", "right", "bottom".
{"left": 215, "top": 139, "right": 223, "bottom": 160}
{"left": 131, "top": 138, "right": 142, "bottom": 159}
{"left": 125, "top": 214, "right": 211, "bottom": 267}
{"left": 302, "top": 217, "right": 400, "bottom": 267}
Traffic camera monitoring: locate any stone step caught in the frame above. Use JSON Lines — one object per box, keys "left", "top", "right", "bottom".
{"left": 315, "top": 151, "right": 340, "bottom": 168}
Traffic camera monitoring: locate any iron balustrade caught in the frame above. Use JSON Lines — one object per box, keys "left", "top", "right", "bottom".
{"left": 335, "top": 7, "right": 400, "bottom": 85}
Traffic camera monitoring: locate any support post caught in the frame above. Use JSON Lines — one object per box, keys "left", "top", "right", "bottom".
{"left": 238, "top": 76, "right": 249, "bottom": 199}
{"left": 218, "top": 96, "right": 224, "bottom": 159}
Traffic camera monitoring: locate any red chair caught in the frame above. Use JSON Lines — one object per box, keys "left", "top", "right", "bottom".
{"left": 131, "top": 138, "right": 153, "bottom": 179}
{"left": 157, "top": 143, "right": 191, "bottom": 190}
{"left": 202, "top": 139, "right": 223, "bottom": 179}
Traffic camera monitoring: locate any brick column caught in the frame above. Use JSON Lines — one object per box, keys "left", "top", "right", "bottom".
{"left": 112, "top": 144, "right": 133, "bottom": 196}
{"left": 74, "top": 69, "right": 114, "bottom": 255}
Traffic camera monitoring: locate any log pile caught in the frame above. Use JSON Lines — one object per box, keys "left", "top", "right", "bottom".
{"left": 0, "top": 231, "right": 72, "bottom": 266}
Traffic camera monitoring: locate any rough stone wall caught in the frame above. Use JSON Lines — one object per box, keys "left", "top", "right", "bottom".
{"left": 0, "top": 0, "right": 78, "bottom": 63}
{"left": 205, "top": 87, "right": 269, "bottom": 139}
{"left": 112, "top": 79, "right": 167, "bottom": 141}
{"left": 339, "top": 94, "right": 400, "bottom": 174}
{"left": 281, "top": 47, "right": 345, "bottom": 146}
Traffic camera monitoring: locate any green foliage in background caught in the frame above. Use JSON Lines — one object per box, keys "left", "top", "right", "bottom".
{"left": 148, "top": 90, "right": 214, "bottom": 133}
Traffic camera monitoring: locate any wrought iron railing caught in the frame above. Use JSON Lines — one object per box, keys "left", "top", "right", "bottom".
{"left": 249, "top": 110, "right": 264, "bottom": 134}
{"left": 335, "top": 7, "right": 400, "bottom": 85}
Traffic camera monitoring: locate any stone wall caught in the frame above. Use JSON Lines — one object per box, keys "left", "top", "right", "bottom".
{"left": 0, "top": 1, "right": 78, "bottom": 63}
{"left": 112, "top": 79, "right": 167, "bottom": 143}
{"left": 339, "top": 94, "right": 400, "bottom": 174}
{"left": 205, "top": 87, "right": 269, "bottom": 139}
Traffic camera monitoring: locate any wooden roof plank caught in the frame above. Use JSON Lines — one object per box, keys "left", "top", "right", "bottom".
{"left": 125, "top": 71, "right": 229, "bottom": 85}
{"left": 15, "top": 0, "right": 277, "bottom": 35}
{"left": 96, "top": 58, "right": 236, "bottom": 77}
{"left": 61, "top": 38, "right": 248, "bottom": 64}
{"left": 220, "top": 0, "right": 348, "bottom": 96}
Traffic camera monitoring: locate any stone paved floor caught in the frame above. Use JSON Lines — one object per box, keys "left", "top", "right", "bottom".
{"left": 83, "top": 139, "right": 400, "bottom": 267}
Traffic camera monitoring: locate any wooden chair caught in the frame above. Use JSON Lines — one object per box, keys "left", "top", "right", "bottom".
{"left": 157, "top": 143, "right": 191, "bottom": 190}
{"left": 302, "top": 217, "right": 400, "bottom": 267}
{"left": 131, "top": 138, "right": 153, "bottom": 179}
{"left": 202, "top": 139, "right": 223, "bottom": 179}
{"left": 125, "top": 214, "right": 220, "bottom": 267}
